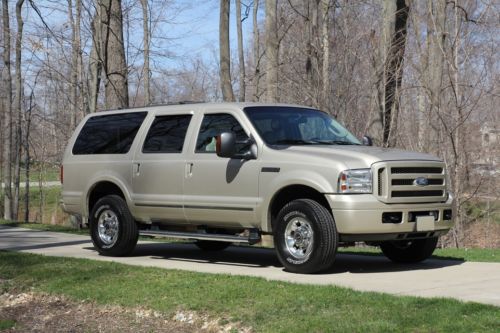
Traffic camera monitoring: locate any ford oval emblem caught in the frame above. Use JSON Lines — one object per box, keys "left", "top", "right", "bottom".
{"left": 413, "top": 177, "right": 429, "bottom": 186}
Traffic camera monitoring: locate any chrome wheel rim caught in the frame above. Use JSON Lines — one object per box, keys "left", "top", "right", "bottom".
{"left": 284, "top": 217, "right": 314, "bottom": 260}
{"left": 97, "top": 209, "right": 119, "bottom": 246}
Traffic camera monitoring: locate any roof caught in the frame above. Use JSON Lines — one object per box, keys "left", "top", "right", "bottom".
{"left": 93, "top": 102, "right": 318, "bottom": 115}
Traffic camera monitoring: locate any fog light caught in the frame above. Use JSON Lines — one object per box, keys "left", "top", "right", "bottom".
{"left": 382, "top": 212, "right": 402, "bottom": 224}
{"left": 443, "top": 209, "right": 452, "bottom": 220}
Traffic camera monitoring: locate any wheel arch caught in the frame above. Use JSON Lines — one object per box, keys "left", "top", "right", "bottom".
{"left": 86, "top": 180, "right": 128, "bottom": 217}
{"left": 265, "top": 184, "right": 331, "bottom": 233}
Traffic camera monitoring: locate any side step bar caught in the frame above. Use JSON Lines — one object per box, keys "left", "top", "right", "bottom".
{"left": 139, "top": 229, "right": 261, "bottom": 245}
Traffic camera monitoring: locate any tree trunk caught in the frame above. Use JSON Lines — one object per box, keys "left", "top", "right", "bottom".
{"left": 23, "top": 85, "right": 34, "bottom": 223}
{"left": 265, "top": 0, "right": 278, "bottom": 102}
{"left": 68, "top": 0, "right": 78, "bottom": 129}
{"left": 100, "top": 0, "right": 129, "bottom": 109}
{"left": 420, "top": 0, "right": 446, "bottom": 153}
{"left": 12, "top": 0, "right": 25, "bottom": 221}
{"left": 88, "top": 8, "right": 102, "bottom": 113}
{"left": 305, "top": 0, "right": 319, "bottom": 108}
{"left": 320, "top": 0, "right": 331, "bottom": 112}
{"left": 140, "top": 0, "right": 151, "bottom": 105}
{"left": 219, "top": 0, "right": 235, "bottom": 102}
{"left": 236, "top": 0, "right": 246, "bottom": 102}
{"left": 252, "top": 0, "right": 261, "bottom": 101}
{"left": 379, "top": 0, "right": 410, "bottom": 147}
{"left": 1, "top": 0, "right": 13, "bottom": 220}
{"left": 75, "top": 0, "right": 86, "bottom": 117}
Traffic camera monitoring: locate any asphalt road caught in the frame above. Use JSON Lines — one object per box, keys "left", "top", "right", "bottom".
{"left": 1, "top": 225, "right": 499, "bottom": 307}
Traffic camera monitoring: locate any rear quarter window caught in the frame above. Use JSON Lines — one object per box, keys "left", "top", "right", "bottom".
{"left": 72, "top": 112, "right": 147, "bottom": 155}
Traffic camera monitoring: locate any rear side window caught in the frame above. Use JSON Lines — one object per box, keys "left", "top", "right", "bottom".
{"left": 72, "top": 112, "right": 147, "bottom": 155}
{"left": 142, "top": 114, "right": 192, "bottom": 153}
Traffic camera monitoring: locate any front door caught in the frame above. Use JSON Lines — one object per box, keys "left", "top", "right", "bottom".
{"left": 183, "top": 111, "right": 260, "bottom": 227}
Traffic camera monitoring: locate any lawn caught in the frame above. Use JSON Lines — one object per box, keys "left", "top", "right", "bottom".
{"left": 16, "top": 186, "right": 69, "bottom": 225}
{"left": 19, "top": 166, "right": 60, "bottom": 183}
{"left": 0, "top": 251, "right": 498, "bottom": 333}
{"left": 338, "top": 245, "right": 500, "bottom": 263}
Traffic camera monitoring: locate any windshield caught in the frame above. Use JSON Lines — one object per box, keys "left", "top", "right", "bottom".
{"left": 244, "top": 106, "right": 361, "bottom": 146}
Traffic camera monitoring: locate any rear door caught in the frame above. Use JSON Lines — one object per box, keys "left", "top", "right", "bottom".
{"left": 131, "top": 111, "right": 194, "bottom": 224}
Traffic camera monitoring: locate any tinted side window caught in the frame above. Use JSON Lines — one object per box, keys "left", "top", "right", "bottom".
{"left": 73, "top": 112, "right": 147, "bottom": 155}
{"left": 142, "top": 115, "right": 192, "bottom": 153}
{"left": 195, "top": 114, "right": 248, "bottom": 153}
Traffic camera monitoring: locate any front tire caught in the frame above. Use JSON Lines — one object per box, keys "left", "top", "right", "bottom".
{"left": 90, "top": 195, "right": 138, "bottom": 256}
{"left": 380, "top": 237, "right": 438, "bottom": 263}
{"left": 274, "top": 199, "right": 338, "bottom": 274}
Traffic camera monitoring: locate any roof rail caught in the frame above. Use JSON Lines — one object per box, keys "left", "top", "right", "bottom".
{"left": 98, "top": 101, "right": 207, "bottom": 112}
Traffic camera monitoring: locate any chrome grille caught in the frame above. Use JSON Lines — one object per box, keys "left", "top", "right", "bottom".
{"left": 391, "top": 167, "right": 442, "bottom": 174}
{"left": 373, "top": 161, "right": 447, "bottom": 204}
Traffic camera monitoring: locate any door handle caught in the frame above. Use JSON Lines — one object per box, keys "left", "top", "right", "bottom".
{"left": 134, "top": 163, "right": 141, "bottom": 176}
{"left": 185, "top": 162, "right": 193, "bottom": 178}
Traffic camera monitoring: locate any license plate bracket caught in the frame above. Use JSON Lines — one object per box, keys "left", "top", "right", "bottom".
{"left": 416, "top": 215, "right": 435, "bottom": 232}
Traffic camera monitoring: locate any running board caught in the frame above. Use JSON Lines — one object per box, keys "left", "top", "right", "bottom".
{"left": 139, "top": 229, "right": 261, "bottom": 245}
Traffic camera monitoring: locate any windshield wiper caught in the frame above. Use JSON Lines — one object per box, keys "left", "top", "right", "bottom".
{"left": 273, "top": 139, "right": 316, "bottom": 145}
{"left": 310, "top": 140, "right": 361, "bottom": 145}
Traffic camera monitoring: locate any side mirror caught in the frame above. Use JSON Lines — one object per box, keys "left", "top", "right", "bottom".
{"left": 216, "top": 132, "right": 237, "bottom": 158}
{"left": 362, "top": 135, "right": 373, "bottom": 146}
{"left": 216, "top": 132, "right": 258, "bottom": 160}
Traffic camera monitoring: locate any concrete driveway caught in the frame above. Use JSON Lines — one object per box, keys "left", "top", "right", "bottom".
{"left": 1, "top": 225, "right": 499, "bottom": 307}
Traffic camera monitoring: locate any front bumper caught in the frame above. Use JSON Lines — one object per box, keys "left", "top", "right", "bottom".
{"left": 325, "top": 193, "right": 454, "bottom": 240}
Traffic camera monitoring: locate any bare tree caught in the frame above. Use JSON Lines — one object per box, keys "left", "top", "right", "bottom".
{"left": 236, "top": 0, "right": 246, "bottom": 101}
{"left": 89, "top": 3, "right": 103, "bottom": 114}
{"left": 320, "top": 0, "right": 331, "bottom": 112}
{"left": 12, "top": 0, "right": 25, "bottom": 220}
{"left": 252, "top": 0, "right": 261, "bottom": 101}
{"left": 378, "top": 0, "right": 410, "bottom": 147}
{"left": 418, "top": 0, "right": 446, "bottom": 151}
{"left": 219, "top": 0, "right": 235, "bottom": 101}
{"left": 68, "top": 0, "right": 78, "bottom": 129}
{"left": 265, "top": 0, "right": 278, "bottom": 102}
{"left": 100, "top": 0, "right": 129, "bottom": 109}
{"left": 140, "top": 0, "right": 151, "bottom": 105}
{"left": 1, "top": 0, "right": 13, "bottom": 220}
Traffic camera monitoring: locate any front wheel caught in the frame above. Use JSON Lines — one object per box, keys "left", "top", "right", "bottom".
{"left": 90, "top": 195, "right": 138, "bottom": 256}
{"left": 274, "top": 199, "right": 338, "bottom": 274}
{"left": 380, "top": 237, "right": 438, "bottom": 263}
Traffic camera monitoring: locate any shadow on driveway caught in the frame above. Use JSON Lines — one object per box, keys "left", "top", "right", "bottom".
{"left": 93, "top": 242, "right": 466, "bottom": 274}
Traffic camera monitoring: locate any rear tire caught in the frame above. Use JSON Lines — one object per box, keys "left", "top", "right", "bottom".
{"left": 195, "top": 240, "right": 230, "bottom": 251}
{"left": 273, "top": 199, "right": 338, "bottom": 274}
{"left": 90, "top": 195, "right": 138, "bottom": 256}
{"left": 380, "top": 237, "right": 438, "bottom": 263}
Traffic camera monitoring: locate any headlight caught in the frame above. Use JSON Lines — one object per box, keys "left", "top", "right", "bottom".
{"left": 337, "top": 169, "right": 372, "bottom": 194}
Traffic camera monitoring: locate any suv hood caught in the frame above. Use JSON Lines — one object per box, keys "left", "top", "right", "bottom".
{"left": 283, "top": 145, "right": 442, "bottom": 169}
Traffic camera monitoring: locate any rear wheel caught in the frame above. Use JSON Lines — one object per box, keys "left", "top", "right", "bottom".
{"left": 195, "top": 240, "right": 230, "bottom": 251}
{"left": 273, "top": 199, "right": 338, "bottom": 274}
{"left": 90, "top": 195, "right": 138, "bottom": 256}
{"left": 380, "top": 237, "right": 438, "bottom": 263}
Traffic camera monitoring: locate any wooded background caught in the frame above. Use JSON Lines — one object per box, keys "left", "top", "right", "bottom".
{"left": 0, "top": 0, "right": 498, "bottom": 247}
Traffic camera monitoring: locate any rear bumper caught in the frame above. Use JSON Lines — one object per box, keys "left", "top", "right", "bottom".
{"left": 325, "top": 193, "right": 454, "bottom": 239}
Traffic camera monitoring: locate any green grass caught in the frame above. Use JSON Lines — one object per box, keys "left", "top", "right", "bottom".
{"left": 0, "top": 221, "right": 88, "bottom": 235}
{"left": 0, "top": 251, "right": 499, "bottom": 332}
{"left": 19, "top": 166, "right": 60, "bottom": 183}
{"left": 0, "top": 319, "right": 16, "bottom": 330}
{"left": 339, "top": 246, "right": 500, "bottom": 263}
{"left": 17, "top": 186, "right": 68, "bottom": 225}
